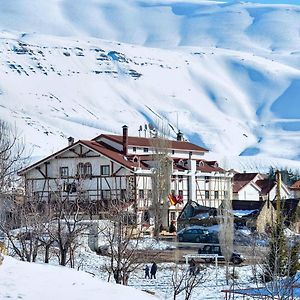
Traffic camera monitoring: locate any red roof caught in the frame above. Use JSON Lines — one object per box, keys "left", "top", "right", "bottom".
{"left": 291, "top": 180, "right": 300, "bottom": 190}
{"left": 18, "top": 140, "right": 138, "bottom": 175}
{"left": 95, "top": 134, "right": 208, "bottom": 152}
{"left": 255, "top": 179, "right": 276, "bottom": 195}
{"left": 233, "top": 173, "right": 260, "bottom": 193}
{"left": 197, "top": 162, "right": 225, "bottom": 173}
{"left": 80, "top": 141, "right": 137, "bottom": 170}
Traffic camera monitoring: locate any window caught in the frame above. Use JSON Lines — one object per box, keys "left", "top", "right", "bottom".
{"left": 143, "top": 210, "right": 150, "bottom": 222}
{"left": 170, "top": 212, "right": 176, "bottom": 221}
{"left": 121, "top": 189, "right": 126, "bottom": 200}
{"left": 60, "top": 167, "right": 69, "bottom": 178}
{"left": 214, "top": 191, "right": 219, "bottom": 199}
{"left": 101, "top": 190, "right": 110, "bottom": 199}
{"left": 224, "top": 191, "right": 228, "bottom": 199}
{"left": 138, "top": 189, "right": 144, "bottom": 199}
{"left": 205, "top": 190, "right": 210, "bottom": 199}
{"left": 143, "top": 148, "right": 148, "bottom": 153}
{"left": 178, "top": 190, "right": 183, "bottom": 197}
{"left": 76, "top": 162, "right": 92, "bottom": 178}
{"left": 133, "top": 147, "right": 136, "bottom": 152}
{"left": 84, "top": 162, "right": 92, "bottom": 177}
{"left": 100, "top": 165, "right": 110, "bottom": 176}
{"left": 77, "top": 163, "right": 85, "bottom": 177}
{"left": 147, "top": 190, "right": 152, "bottom": 199}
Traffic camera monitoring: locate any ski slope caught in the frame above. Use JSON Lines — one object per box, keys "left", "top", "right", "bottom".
{"left": 0, "top": 0, "right": 300, "bottom": 171}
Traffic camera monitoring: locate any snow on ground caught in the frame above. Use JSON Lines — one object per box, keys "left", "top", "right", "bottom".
{"left": 0, "top": 255, "right": 157, "bottom": 300}
{"left": 73, "top": 249, "right": 255, "bottom": 300}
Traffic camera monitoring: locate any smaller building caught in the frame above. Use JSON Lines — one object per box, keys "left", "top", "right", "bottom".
{"left": 177, "top": 199, "right": 275, "bottom": 233}
{"left": 232, "top": 200, "right": 275, "bottom": 233}
{"left": 233, "top": 172, "right": 290, "bottom": 201}
{"left": 177, "top": 201, "right": 217, "bottom": 231}
{"left": 290, "top": 180, "right": 300, "bottom": 198}
{"left": 279, "top": 198, "right": 300, "bottom": 233}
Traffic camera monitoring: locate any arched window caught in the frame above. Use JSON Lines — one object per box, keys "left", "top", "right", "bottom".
{"left": 77, "top": 163, "right": 85, "bottom": 177}
{"left": 197, "top": 161, "right": 205, "bottom": 167}
{"left": 77, "top": 162, "right": 92, "bottom": 178}
{"left": 84, "top": 162, "right": 92, "bottom": 177}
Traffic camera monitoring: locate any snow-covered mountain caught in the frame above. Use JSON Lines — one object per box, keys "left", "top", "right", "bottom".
{"left": 1, "top": 0, "right": 300, "bottom": 171}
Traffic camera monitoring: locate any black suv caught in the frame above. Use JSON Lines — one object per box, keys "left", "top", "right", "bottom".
{"left": 198, "top": 245, "right": 244, "bottom": 265}
{"left": 177, "top": 228, "right": 218, "bottom": 243}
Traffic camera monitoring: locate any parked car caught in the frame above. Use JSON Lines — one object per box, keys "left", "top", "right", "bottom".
{"left": 177, "top": 227, "right": 217, "bottom": 243}
{"left": 198, "top": 245, "right": 244, "bottom": 265}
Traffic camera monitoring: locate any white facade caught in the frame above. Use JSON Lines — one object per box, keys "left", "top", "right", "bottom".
{"left": 234, "top": 183, "right": 261, "bottom": 201}
{"left": 20, "top": 130, "right": 233, "bottom": 229}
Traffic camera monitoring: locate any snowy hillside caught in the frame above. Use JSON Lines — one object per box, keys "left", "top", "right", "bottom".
{"left": 1, "top": 0, "right": 300, "bottom": 170}
{"left": 0, "top": 256, "right": 156, "bottom": 300}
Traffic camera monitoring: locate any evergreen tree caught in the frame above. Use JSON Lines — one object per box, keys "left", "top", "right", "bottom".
{"left": 290, "top": 241, "right": 300, "bottom": 277}
{"left": 264, "top": 221, "right": 288, "bottom": 282}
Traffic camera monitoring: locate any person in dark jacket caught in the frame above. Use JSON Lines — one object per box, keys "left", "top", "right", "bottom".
{"left": 189, "top": 258, "right": 196, "bottom": 275}
{"left": 144, "top": 265, "right": 150, "bottom": 279}
{"left": 150, "top": 262, "right": 157, "bottom": 279}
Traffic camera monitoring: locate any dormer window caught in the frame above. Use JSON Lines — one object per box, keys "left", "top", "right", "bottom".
{"left": 197, "top": 161, "right": 205, "bottom": 167}
{"left": 133, "top": 147, "right": 136, "bottom": 152}
{"left": 178, "top": 159, "right": 184, "bottom": 166}
{"left": 172, "top": 150, "right": 175, "bottom": 155}
{"left": 143, "top": 148, "right": 148, "bottom": 153}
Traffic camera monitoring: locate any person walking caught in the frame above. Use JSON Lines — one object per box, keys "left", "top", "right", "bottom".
{"left": 150, "top": 262, "right": 157, "bottom": 279}
{"left": 189, "top": 258, "right": 196, "bottom": 276}
{"left": 144, "top": 265, "right": 150, "bottom": 279}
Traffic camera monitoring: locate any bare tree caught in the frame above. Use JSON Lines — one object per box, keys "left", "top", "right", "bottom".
{"left": 217, "top": 179, "right": 234, "bottom": 285}
{"left": 100, "top": 197, "right": 149, "bottom": 285}
{"left": 0, "top": 195, "right": 45, "bottom": 262}
{"left": 171, "top": 263, "right": 208, "bottom": 300}
{"left": 46, "top": 179, "right": 91, "bottom": 267}
{"left": 150, "top": 123, "right": 172, "bottom": 239}
{"left": 0, "top": 120, "right": 28, "bottom": 194}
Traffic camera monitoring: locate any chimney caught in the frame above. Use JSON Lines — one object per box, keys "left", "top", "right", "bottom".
{"left": 68, "top": 136, "right": 74, "bottom": 146}
{"left": 177, "top": 130, "right": 183, "bottom": 141}
{"left": 122, "top": 125, "right": 128, "bottom": 155}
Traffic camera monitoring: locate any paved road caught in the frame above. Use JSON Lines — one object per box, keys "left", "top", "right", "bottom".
{"left": 154, "top": 240, "right": 267, "bottom": 264}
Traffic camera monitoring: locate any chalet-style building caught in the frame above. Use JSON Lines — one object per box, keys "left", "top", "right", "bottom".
{"left": 19, "top": 126, "right": 233, "bottom": 229}
{"left": 290, "top": 180, "right": 300, "bottom": 198}
{"left": 232, "top": 173, "right": 290, "bottom": 201}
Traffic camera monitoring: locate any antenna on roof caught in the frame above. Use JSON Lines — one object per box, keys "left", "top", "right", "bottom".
{"left": 138, "top": 125, "right": 142, "bottom": 137}
{"left": 144, "top": 124, "right": 147, "bottom": 137}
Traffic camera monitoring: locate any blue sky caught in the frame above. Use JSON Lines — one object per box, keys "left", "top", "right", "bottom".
{"left": 220, "top": 0, "right": 300, "bottom": 4}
